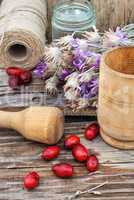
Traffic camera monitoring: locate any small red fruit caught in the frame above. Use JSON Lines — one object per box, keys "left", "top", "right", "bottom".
{"left": 52, "top": 163, "right": 73, "bottom": 178}
{"left": 20, "top": 70, "right": 32, "bottom": 84}
{"left": 8, "top": 75, "right": 21, "bottom": 89}
{"left": 42, "top": 146, "right": 61, "bottom": 161}
{"left": 6, "top": 67, "right": 24, "bottom": 76}
{"left": 28, "top": 171, "right": 40, "bottom": 180}
{"left": 84, "top": 123, "right": 100, "bottom": 140}
{"left": 24, "top": 171, "right": 40, "bottom": 190}
{"left": 64, "top": 134, "right": 80, "bottom": 149}
{"left": 72, "top": 144, "right": 89, "bottom": 162}
{"left": 86, "top": 155, "right": 99, "bottom": 172}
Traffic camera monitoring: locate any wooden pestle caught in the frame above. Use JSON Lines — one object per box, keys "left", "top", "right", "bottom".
{"left": 0, "top": 107, "right": 64, "bottom": 144}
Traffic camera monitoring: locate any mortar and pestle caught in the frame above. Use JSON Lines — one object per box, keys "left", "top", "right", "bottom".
{"left": 0, "top": 107, "right": 64, "bottom": 144}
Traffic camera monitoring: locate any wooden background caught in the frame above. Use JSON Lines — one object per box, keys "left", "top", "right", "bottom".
{"left": 47, "top": 0, "right": 134, "bottom": 33}
{"left": 0, "top": 1, "right": 133, "bottom": 200}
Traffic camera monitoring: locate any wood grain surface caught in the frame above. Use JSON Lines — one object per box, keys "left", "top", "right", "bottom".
{"left": 0, "top": 121, "right": 134, "bottom": 200}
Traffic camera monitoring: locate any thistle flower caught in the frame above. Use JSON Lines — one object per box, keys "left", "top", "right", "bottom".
{"left": 64, "top": 72, "right": 79, "bottom": 91}
{"left": 70, "top": 38, "right": 80, "bottom": 48}
{"left": 72, "top": 57, "right": 85, "bottom": 71}
{"left": 78, "top": 77, "right": 99, "bottom": 100}
{"left": 45, "top": 76, "right": 59, "bottom": 96}
{"left": 57, "top": 35, "right": 74, "bottom": 50}
{"left": 90, "top": 78, "right": 99, "bottom": 96}
{"left": 103, "top": 27, "right": 129, "bottom": 48}
{"left": 64, "top": 87, "right": 78, "bottom": 101}
{"left": 62, "top": 52, "right": 73, "bottom": 64}
{"left": 79, "top": 70, "right": 94, "bottom": 83}
{"left": 90, "top": 53, "right": 101, "bottom": 69}
{"left": 33, "top": 60, "right": 48, "bottom": 78}
{"left": 85, "top": 53, "right": 101, "bottom": 69}
{"left": 74, "top": 48, "right": 92, "bottom": 59}
{"left": 59, "top": 69, "right": 71, "bottom": 81}
{"left": 115, "top": 27, "right": 128, "bottom": 39}
{"left": 78, "top": 39, "right": 89, "bottom": 51}
{"left": 44, "top": 47, "right": 62, "bottom": 64}
{"left": 72, "top": 48, "right": 91, "bottom": 71}
{"left": 70, "top": 38, "right": 89, "bottom": 51}
{"left": 83, "top": 27, "right": 101, "bottom": 43}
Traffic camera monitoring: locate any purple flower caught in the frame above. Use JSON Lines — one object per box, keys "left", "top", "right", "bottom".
{"left": 70, "top": 38, "right": 80, "bottom": 48}
{"left": 59, "top": 69, "right": 71, "bottom": 81}
{"left": 72, "top": 49, "right": 92, "bottom": 71}
{"left": 90, "top": 78, "right": 99, "bottom": 95}
{"left": 115, "top": 27, "right": 128, "bottom": 40}
{"left": 78, "top": 77, "right": 99, "bottom": 100}
{"left": 72, "top": 57, "right": 85, "bottom": 71}
{"left": 91, "top": 54, "right": 101, "bottom": 70}
{"left": 74, "top": 48, "right": 92, "bottom": 59}
{"left": 34, "top": 60, "right": 48, "bottom": 78}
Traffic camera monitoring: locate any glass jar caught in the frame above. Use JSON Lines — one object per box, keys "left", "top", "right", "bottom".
{"left": 52, "top": 0, "right": 96, "bottom": 40}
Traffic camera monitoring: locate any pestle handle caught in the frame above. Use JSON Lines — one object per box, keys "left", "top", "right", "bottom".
{"left": 0, "top": 111, "right": 21, "bottom": 129}
{"left": 0, "top": 107, "right": 64, "bottom": 145}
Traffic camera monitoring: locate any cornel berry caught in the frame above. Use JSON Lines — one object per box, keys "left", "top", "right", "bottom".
{"left": 86, "top": 155, "right": 99, "bottom": 172}
{"left": 24, "top": 171, "right": 40, "bottom": 190}
{"left": 72, "top": 143, "right": 89, "bottom": 162}
{"left": 84, "top": 123, "right": 100, "bottom": 140}
{"left": 52, "top": 163, "right": 74, "bottom": 178}
{"left": 6, "top": 66, "right": 32, "bottom": 89}
{"left": 42, "top": 146, "right": 61, "bottom": 161}
{"left": 64, "top": 134, "right": 80, "bottom": 149}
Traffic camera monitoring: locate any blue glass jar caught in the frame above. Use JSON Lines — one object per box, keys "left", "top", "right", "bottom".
{"left": 52, "top": 0, "right": 96, "bottom": 40}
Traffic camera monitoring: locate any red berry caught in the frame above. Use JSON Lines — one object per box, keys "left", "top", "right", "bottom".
{"left": 24, "top": 171, "right": 40, "bottom": 190}
{"left": 28, "top": 171, "right": 40, "bottom": 181}
{"left": 6, "top": 67, "right": 24, "bottom": 76}
{"left": 86, "top": 155, "right": 99, "bottom": 172}
{"left": 8, "top": 75, "right": 21, "bottom": 89}
{"left": 72, "top": 144, "right": 89, "bottom": 162}
{"left": 20, "top": 70, "right": 32, "bottom": 84}
{"left": 42, "top": 146, "right": 61, "bottom": 161}
{"left": 64, "top": 134, "right": 80, "bottom": 149}
{"left": 84, "top": 123, "right": 100, "bottom": 140}
{"left": 52, "top": 163, "right": 73, "bottom": 178}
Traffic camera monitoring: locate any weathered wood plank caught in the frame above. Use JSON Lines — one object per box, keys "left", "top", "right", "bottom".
{"left": 91, "top": 0, "right": 125, "bottom": 30}
{"left": 0, "top": 121, "right": 134, "bottom": 169}
{"left": 0, "top": 168, "right": 133, "bottom": 200}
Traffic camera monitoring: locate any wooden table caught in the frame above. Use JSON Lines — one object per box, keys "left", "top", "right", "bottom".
{"left": 0, "top": 70, "right": 134, "bottom": 200}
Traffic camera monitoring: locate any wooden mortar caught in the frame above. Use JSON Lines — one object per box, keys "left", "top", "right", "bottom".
{"left": 98, "top": 47, "right": 134, "bottom": 149}
{"left": 0, "top": 106, "right": 64, "bottom": 145}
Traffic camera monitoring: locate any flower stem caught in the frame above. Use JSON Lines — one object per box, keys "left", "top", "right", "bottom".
{"left": 67, "top": 181, "right": 108, "bottom": 200}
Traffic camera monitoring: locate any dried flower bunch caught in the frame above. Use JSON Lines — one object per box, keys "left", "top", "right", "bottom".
{"left": 34, "top": 25, "right": 134, "bottom": 110}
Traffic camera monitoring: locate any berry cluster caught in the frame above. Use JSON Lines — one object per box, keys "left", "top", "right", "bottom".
{"left": 6, "top": 67, "right": 32, "bottom": 89}
{"left": 24, "top": 123, "right": 99, "bottom": 190}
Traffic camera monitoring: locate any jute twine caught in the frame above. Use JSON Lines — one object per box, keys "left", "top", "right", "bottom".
{"left": 0, "top": 0, "right": 47, "bottom": 69}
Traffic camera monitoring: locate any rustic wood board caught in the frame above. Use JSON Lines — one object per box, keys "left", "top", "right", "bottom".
{"left": 0, "top": 121, "right": 134, "bottom": 200}
{"left": 0, "top": 70, "right": 96, "bottom": 116}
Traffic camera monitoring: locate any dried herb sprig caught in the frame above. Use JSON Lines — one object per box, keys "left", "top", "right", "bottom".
{"left": 67, "top": 181, "right": 108, "bottom": 200}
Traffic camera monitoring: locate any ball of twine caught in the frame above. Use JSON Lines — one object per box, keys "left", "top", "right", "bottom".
{"left": 0, "top": 0, "right": 47, "bottom": 69}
